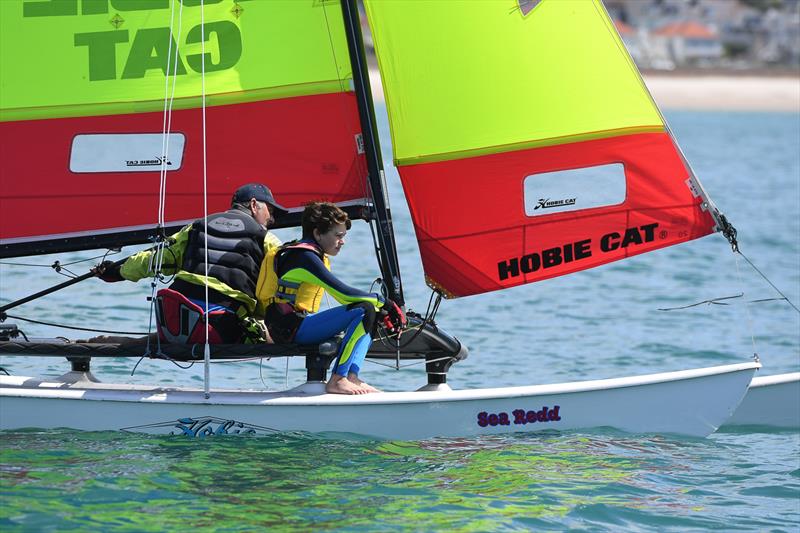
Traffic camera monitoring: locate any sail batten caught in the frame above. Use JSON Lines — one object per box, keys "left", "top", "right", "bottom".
{"left": 394, "top": 125, "right": 667, "bottom": 167}
{"left": 0, "top": 80, "right": 353, "bottom": 123}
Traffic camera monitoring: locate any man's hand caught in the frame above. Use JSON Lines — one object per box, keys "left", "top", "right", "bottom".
{"left": 93, "top": 260, "right": 124, "bottom": 283}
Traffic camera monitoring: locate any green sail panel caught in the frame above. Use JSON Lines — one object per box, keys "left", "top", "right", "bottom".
{"left": 365, "top": 0, "right": 664, "bottom": 165}
{"left": 0, "top": 0, "right": 352, "bottom": 121}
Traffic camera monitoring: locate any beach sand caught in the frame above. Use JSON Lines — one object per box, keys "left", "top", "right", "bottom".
{"left": 368, "top": 70, "right": 800, "bottom": 112}
{"left": 644, "top": 75, "right": 799, "bottom": 112}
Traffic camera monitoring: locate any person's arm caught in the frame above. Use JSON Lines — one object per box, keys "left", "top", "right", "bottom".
{"left": 282, "top": 251, "right": 384, "bottom": 310}
{"left": 119, "top": 225, "right": 191, "bottom": 281}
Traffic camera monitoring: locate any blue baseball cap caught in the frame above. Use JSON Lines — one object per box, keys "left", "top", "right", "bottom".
{"left": 231, "top": 183, "right": 286, "bottom": 212}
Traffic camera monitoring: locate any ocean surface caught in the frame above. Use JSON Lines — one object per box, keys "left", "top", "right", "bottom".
{"left": 1, "top": 108, "right": 798, "bottom": 531}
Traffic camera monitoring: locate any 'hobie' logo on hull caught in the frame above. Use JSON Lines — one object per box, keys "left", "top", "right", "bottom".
{"left": 121, "top": 416, "right": 277, "bottom": 437}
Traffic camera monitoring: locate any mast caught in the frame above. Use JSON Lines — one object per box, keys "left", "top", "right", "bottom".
{"left": 340, "top": 0, "right": 405, "bottom": 306}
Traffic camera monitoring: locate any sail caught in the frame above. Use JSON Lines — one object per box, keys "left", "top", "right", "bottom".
{"left": 0, "top": 0, "right": 368, "bottom": 257}
{"left": 365, "top": 0, "right": 720, "bottom": 298}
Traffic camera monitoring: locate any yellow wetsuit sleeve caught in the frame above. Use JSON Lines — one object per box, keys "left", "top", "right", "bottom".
{"left": 119, "top": 225, "right": 191, "bottom": 282}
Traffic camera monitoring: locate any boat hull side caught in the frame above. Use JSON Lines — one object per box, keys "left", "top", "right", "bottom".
{"left": 0, "top": 363, "right": 758, "bottom": 439}
{"left": 723, "top": 372, "right": 800, "bottom": 428}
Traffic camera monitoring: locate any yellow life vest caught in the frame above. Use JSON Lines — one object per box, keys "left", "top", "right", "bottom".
{"left": 255, "top": 241, "right": 331, "bottom": 315}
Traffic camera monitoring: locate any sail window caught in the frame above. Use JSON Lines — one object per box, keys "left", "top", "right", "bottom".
{"left": 523, "top": 163, "right": 626, "bottom": 216}
{"left": 70, "top": 133, "right": 186, "bottom": 173}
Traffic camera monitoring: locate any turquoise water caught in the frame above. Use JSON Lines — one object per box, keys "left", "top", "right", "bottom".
{"left": 1, "top": 109, "right": 799, "bottom": 530}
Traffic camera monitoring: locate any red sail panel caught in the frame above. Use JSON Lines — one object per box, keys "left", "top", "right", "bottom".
{"left": 399, "top": 132, "right": 716, "bottom": 298}
{"left": 0, "top": 92, "right": 367, "bottom": 244}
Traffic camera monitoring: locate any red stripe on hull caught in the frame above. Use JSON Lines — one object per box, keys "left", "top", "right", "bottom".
{"left": 0, "top": 93, "right": 367, "bottom": 242}
{"left": 399, "top": 132, "right": 716, "bottom": 298}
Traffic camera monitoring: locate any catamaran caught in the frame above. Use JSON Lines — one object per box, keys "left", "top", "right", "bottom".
{"left": 0, "top": 0, "right": 795, "bottom": 439}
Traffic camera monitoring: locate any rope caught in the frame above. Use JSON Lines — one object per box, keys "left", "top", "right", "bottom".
{"left": 259, "top": 357, "right": 269, "bottom": 390}
{"left": 3, "top": 313, "right": 148, "bottom": 336}
{"left": 657, "top": 294, "right": 791, "bottom": 311}
{"left": 200, "top": 0, "right": 211, "bottom": 399}
{"left": 737, "top": 250, "right": 800, "bottom": 314}
{"left": 366, "top": 354, "right": 456, "bottom": 371}
{"left": 734, "top": 253, "right": 759, "bottom": 358}
{"left": 374, "top": 290, "right": 442, "bottom": 353}
{"left": 158, "top": 0, "right": 184, "bottom": 230}
{"left": 141, "top": 0, "right": 186, "bottom": 359}
{"left": 0, "top": 250, "right": 120, "bottom": 270}
{"left": 658, "top": 294, "right": 743, "bottom": 311}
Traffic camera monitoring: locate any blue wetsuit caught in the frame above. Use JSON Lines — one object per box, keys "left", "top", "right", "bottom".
{"left": 273, "top": 241, "right": 383, "bottom": 377}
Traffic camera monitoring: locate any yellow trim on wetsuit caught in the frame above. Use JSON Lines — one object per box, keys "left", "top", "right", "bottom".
{"left": 336, "top": 321, "right": 367, "bottom": 370}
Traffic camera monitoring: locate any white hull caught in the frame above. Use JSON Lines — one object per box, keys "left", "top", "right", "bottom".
{"left": 0, "top": 362, "right": 758, "bottom": 439}
{"left": 723, "top": 372, "right": 800, "bottom": 429}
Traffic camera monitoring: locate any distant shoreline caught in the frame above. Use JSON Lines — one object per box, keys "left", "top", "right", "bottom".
{"left": 644, "top": 74, "right": 799, "bottom": 112}
{"left": 368, "top": 69, "right": 800, "bottom": 112}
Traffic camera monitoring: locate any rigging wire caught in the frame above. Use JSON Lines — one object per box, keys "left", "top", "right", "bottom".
{"left": 8, "top": 327, "right": 29, "bottom": 342}
{"left": 374, "top": 290, "right": 442, "bottom": 353}
{"left": 142, "top": 0, "right": 185, "bottom": 363}
{"left": 0, "top": 249, "right": 123, "bottom": 283}
{"left": 737, "top": 250, "right": 800, "bottom": 314}
{"left": 658, "top": 294, "right": 744, "bottom": 311}
{"left": 158, "top": 0, "right": 184, "bottom": 231}
{"left": 657, "top": 294, "right": 792, "bottom": 312}
{"left": 200, "top": 0, "right": 212, "bottom": 399}
{"left": 734, "top": 253, "right": 759, "bottom": 358}
{"left": 259, "top": 357, "right": 270, "bottom": 390}
{"left": 366, "top": 354, "right": 455, "bottom": 371}
{"left": 0, "top": 250, "right": 120, "bottom": 270}
{"left": 3, "top": 313, "right": 148, "bottom": 336}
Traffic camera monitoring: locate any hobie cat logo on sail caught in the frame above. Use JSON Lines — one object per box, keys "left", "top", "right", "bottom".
{"left": 534, "top": 197, "right": 577, "bottom": 210}
{"left": 497, "top": 223, "right": 660, "bottom": 281}
{"left": 126, "top": 156, "right": 172, "bottom": 168}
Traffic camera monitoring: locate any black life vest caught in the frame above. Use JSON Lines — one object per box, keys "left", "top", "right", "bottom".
{"left": 181, "top": 209, "right": 266, "bottom": 298}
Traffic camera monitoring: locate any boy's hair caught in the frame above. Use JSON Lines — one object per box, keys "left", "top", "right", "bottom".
{"left": 302, "top": 202, "right": 351, "bottom": 239}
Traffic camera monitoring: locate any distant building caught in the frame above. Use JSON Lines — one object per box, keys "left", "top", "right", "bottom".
{"left": 653, "top": 21, "right": 724, "bottom": 66}
{"left": 614, "top": 19, "right": 645, "bottom": 65}
{"left": 604, "top": 0, "right": 800, "bottom": 69}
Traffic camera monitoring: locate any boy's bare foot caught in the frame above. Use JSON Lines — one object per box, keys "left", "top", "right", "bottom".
{"left": 326, "top": 374, "right": 365, "bottom": 395}
{"left": 348, "top": 373, "right": 382, "bottom": 393}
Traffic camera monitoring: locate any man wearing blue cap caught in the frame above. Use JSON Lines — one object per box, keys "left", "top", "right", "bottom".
{"left": 95, "top": 183, "right": 284, "bottom": 344}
